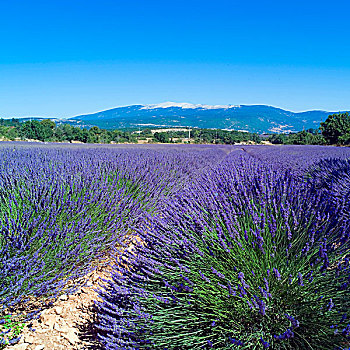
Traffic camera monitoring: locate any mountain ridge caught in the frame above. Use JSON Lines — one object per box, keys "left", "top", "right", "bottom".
{"left": 70, "top": 103, "right": 342, "bottom": 133}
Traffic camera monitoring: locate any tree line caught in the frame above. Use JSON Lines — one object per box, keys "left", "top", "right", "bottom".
{"left": 0, "top": 112, "right": 349, "bottom": 145}
{"left": 150, "top": 128, "right": 260, "bottom": 144}
{"left": 0, "top": 119, "right": 138, "bottom": 143}
{"left": 0, "top": 119, "right": 260, "bottom": 144}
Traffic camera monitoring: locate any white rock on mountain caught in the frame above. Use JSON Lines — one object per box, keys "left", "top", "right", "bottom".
{"left": 140, "top": 102, "right": 239, "bottom": 110}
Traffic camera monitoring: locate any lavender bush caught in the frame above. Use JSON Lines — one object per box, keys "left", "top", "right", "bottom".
{"left": 0, "top": 143, "right": 226, "bottom": 345}
{"left": 243, "top": 145, "right": 350, "bottom": 177}
{"left": 0, "top": 147, "right": 143, "bottom": 329}
{"left": 307, "top": 157, "right": 350, "bottom": 232}
{"left": 97, "top": 151, "right": 350, "bottom": 349}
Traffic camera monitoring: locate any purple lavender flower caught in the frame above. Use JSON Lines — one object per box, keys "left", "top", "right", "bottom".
{"left": 274, "top": 328, "right": 295, "bottom": 340}
{"left": 260, "top": 337, "right": 270, "bottom": 348}
{"left": 90, "top": 144, "right": 350, "bottom": 350}
{"left": 238, "top": 272, "right": 250, "bottom": 289}
{"left": 297, "top": 272, "right": 304, "bottom": 286}
{"left": 273, "top": 267, "right": 281, "bottom": 281}
{"left": 229, "top": 337, "right": 244, "bottom": 346}
{"left": 327, "top": 299, "right": 335, "bottom": 311}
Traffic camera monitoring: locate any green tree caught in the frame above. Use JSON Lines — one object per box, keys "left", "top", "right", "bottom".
{"left": 338, "top": 133, "right": 350, "bottom": 145}
{"left": 153, "top": 132, "right": 169, "bottom": 143}
{"left": 269, "top": 134, "right": 286, "bottom": 144}
{"left": 0, "top": 118, "right": 20, "bottom": 127}
{"left": 40, "top": 119, "right": 56, "bottom": 141}
{"left": 55, "top": 125, "right": 66, "bottom": 141}
{"left": 5, "top": 127, "right": 18, "bottom": 140}
{"left": 87, "top": 126, "right": 101, "bottom": 143}
{"left": 72, "top": 127, "right": 88, "bottom": 142}
{"left": 61, "top": 124, "right": 75, "bottom": 141}
{"left": 99, "top": 130, "right": 113, "bottom": 143}
{"left": 20, "top": 120, "right": 44, "bottom": 140}
{"left": 87, "top": 133, "right": 99, "bottom": 143}
{"left": 320, "top": 112, "right": 350, "bottom": 145}
{"left": 290, "top": 130, "right": 312, "bottom": 145}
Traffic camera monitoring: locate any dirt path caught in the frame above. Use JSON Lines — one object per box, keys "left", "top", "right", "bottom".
{"left": 8, "top": 235, "right": 142, "bottom": 350}
{"left": 9, "top": 255, "right": 116, "bottom": 350}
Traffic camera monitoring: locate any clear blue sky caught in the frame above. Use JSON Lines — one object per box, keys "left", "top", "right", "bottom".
{"left": 0, "top": 0, "right": 349, "bottom": 118}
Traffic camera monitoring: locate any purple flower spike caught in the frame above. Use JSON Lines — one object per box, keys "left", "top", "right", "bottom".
{"left": 260, "top": 337, "right": 270, "bottom": 348}
{"left": 297, "top": 272, "right": 304, "bottom": 286}
{"left": 273, "top": 268, "right": 281, "bottom": 281}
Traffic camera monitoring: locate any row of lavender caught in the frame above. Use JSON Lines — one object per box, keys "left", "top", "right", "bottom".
{"left": 97, "top": 145, "right": 350, "bottom": 349}
{"left": 0, "top": 142, "right": 227, "bottom": 345}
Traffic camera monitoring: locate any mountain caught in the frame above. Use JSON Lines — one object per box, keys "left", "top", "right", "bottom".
{"left": 70, "top": 103, "right": 339, "bottom": 133}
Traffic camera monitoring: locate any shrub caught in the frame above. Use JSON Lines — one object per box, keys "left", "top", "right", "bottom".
{"left": 0, "top": 143, "right": 226, "bottom": 336}
{"left": 0, "top": 147, "right": 145, "bottom": 321}
{"left": 307, "top": 157, "right": 350, "bottom": 228}
{"left": 321, "top": 112, "right": 350, "bottom": 145}
{"left": 97, "top": 154, "right": 350, "bottom": 349}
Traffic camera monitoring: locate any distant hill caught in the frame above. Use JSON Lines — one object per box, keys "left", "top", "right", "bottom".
{"left": 69, "top": 102, "right": 339, "bottom": 133}
{"left": 17, "top": 117, "right": 83, "bottom": 127}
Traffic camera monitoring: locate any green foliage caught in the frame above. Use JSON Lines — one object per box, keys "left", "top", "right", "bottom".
{"left": 0, "top": 126, "right": 18, "bottom": 140}
{"left": 6, "top": 114, "right": 350, "bottom": 146}
{"left": 39, "top": 119, "right": 56, "bottom": 140}
{"left": 339, "top": 133, "right": 350, "bottom": 145}
{"left": 154, "top": 132, "right": 170, "bottom": 143}
{"left": 0, "top": 119, "right": 136, "bottom": 144}
{"left": 0, "top": 118, "right": 20, "bottom": 127}
{"left": 321, "top": 112, "right": 350, "bottom": 145}
{"left": 0, "top": 118, "right": 262, "bottom": 145}
{"left": 0, "top": 315, "right": 25, "bottom": 348}
{"left": 5, "top": 128, "right": 18, "bottom": 141}
{"left": 19, "top": 120, "right": 44, "bottom": 140}
{"left": 191, "top": 129, "right": 260, "bottom": 144}
{"left": 269, "top": 134, "right": 288, "bottom": 144}
{"left": 269, "top": 130, "right": 325, "bottom": 145}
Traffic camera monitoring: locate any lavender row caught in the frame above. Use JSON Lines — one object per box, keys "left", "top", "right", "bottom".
{"left": 0, "top": 143, "right": 226, "bottom": 345}
{"left": 97, "top": 149, "right": 350, "bottom": 349}
{"left": 242, "top": 145, "right": 350, "bottom": 177}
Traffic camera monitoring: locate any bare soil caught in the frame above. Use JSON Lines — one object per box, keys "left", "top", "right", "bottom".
{"left": 8, "top": 254, "right": 116, "bottom": 350}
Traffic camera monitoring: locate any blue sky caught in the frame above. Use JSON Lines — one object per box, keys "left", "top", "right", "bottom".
{"left": 0, "top": 0, "right": 349, "bottom": 118}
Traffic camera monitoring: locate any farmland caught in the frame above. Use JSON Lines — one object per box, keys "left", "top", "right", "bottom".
{"left": 1, "top": 142, "right": 350, "bottom": 349}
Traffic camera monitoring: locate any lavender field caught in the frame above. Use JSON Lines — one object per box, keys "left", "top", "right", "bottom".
{"left": 1, "top": 143, "right": 350, "bottom": 349}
